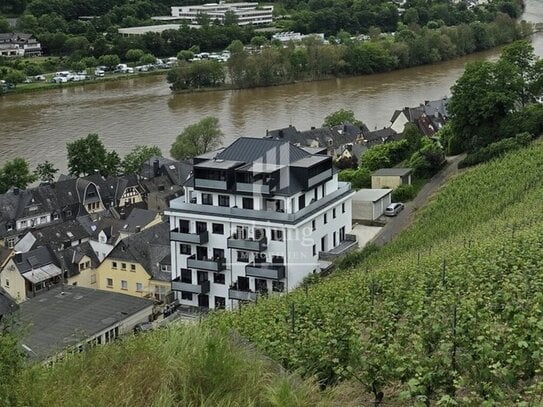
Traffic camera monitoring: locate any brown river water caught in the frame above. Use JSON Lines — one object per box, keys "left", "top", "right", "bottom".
{"left": 1, "top": 0, "right": 542, "bottom": 173}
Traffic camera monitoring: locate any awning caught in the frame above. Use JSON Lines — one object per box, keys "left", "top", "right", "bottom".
{"left": 22, "top": 264, "right": 62, "bottom": 284}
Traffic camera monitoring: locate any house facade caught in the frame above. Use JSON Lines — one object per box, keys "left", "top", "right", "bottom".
{"left": 0, "top": 33, "right": 42, "bottom": 57}
{"left": 166, "top": 137, "right": 355, "bottom": 311}
{"left": 171, "top": 2, "right": 273, "bottom": 26}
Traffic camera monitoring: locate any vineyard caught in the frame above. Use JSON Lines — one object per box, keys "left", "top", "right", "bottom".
{"left": 211, "top": 142, "right": 543, "bottom": 405}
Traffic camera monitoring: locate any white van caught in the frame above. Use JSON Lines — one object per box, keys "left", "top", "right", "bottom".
{"left": 94, "top": 69, "right": 105, "bottom": 77}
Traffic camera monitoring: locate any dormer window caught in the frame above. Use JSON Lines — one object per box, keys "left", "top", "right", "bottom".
{"left": 6, "top": 224, "right": 13, "bottom": 232}
{"left": 53, "top": 213, "right": 59, "bottom": 220}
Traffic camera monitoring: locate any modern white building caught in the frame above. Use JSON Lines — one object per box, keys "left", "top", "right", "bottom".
{"left": 166, "top": 137, "right": 355, "bottom": 310}
{"left": 171, "top": 2, "right": 273, "bottom": 26}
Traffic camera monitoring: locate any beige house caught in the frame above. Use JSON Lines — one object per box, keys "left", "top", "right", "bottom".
{"left": 371, "top": 168, "right": 413, "bottom": 189}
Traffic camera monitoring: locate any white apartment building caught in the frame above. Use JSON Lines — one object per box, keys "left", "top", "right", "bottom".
{"left": 171, "top": 2, "right": 273, "bottom": 26}
{"left": 166, "top": 137, "right": 355, "bottom": 310}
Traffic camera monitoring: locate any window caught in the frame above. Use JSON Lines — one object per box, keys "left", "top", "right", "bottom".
{"left": 213, "top": 248, "right": 224, "bottom": 260}
{"left": 312, "top": 245, "right": 316, "bottom": 256}
{"left": 121, "top": 263, "right": 127, "bottom": 270}
{"left": 121, "top": 280, "right": 128, "bottom": 290}
{"left": 202, "top": 193, "right": 213, "bottom": 205}
{"left": 180, "top": 244, "right": 191, "bottom": 255}
{"left": 136, "top": 283, "right": 143, "bottom": 292}
{"left": 5, "top": 279, "right": 9, "bottom": 288}
{"left": 312, "top": 220, "right": 316, "bottom": 231}
{"left": 6, "top": 237, "right": 15, "bottom": 249}
{"left": 242, "top": 197, "right": 253, "bottom": 209}
{"left": 112, "top": 261, "right": 118, "bottom": 269}
{"left": 324, "top": 213, "right": 328, "bottom": 224}
{"left": 130, "top": 264, "right": 136, "bottom": 272}
{"left": 20, "top": 220, "right": 27, "bottom": 228}
{"left": 107, "top": 278, "right": 113, "bottom": 287}
{"left": 214, "top": 273, "right": 225, "bottom": 284}
{"left": 272, "top": 255, "right": 284, "bottom": 264}
{"left": 218, "top": 195, "right": 230, "bottom": 207}
{"left": 342, "top": 202, "right": 345, "bottom": 213}
{"left": 271, "top": 229, "right": 283, "bottom": 241}
{"left": 272, "top": 281, "right": 285, "bottom": 292}
{"left": 237, "top": 251, "right": 250, "bottom": 263}
{"left": 52, "top": 213, "right": 59, "bottom": 221}
{"left": 313, "top": 188, "right": 318, "bottom": 202}
{"left": 212, "top": 223, "right": 224, "bottom": 234}
{"left": 298, "top": 195, "right": 305, "bottom": 210}
{"left": 6, "top": 224, "right": 12, "bottom": 231}
{"left": 181, "top": 269, "right": 192, "bottom": 283}
{"left": 40, "top": 216, "right": 47, "bottom": 223}
{"left": 181, "top": 291, "right": 193, "bottom": 300}
{"left": 333, "top": 208, "right": 336, "bottom": 219}
{"left": 196, "top": 221, "right": 207, "bottom": 233}
{"left": 215, "top": 296, "right": 226, "bottom": 309}
{"left": 179, "top": 219, "right": 189, "bottom": 233}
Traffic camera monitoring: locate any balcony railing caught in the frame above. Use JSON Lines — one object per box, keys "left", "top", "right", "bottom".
{"left": 236, "top": 182, "right": 271, "bottom": 195}
{"left": 170, "top": 229, "right": 209, "bottom": 244}
{"left": 308, "top": 168, "right": 333, "bottom": 188}
{"left": 194, "top": 178, "right": 227, "bottom": 190}
{"left": 167, "top": 182, "right": 353, "bottom": 225}
{"left": 245, "top": 262, "right": 285, "bottom": 280}
{"left": 172, "top": 278, "right": 210, "bottom": 294}
{"left": 227, "top": 235, "right": 267, "bottom": 252}
{"left": 187, "top": 255, "right": 226, "bottom": 272}
{"left": 228, "top": 288, "right": 257, "bottom": 301}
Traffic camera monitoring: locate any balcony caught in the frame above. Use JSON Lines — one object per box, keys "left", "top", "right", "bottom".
{"left": 245, "top": 262, "right": 285, "bottom": 280}
{"left": 170, "top": 229, "right": 209, "bottom": 244}
{"left": 308, "top": 168, "right": 333, "bottom": 189}
{"left": 236, "top": 182, "right": 271, "bottom": 195}
{"left": 228, "top": 288, "right": 257, "bottom": 301}
{"left": 172, "top": 278, "right": 210, "bottom": 294}
{"left": 187, "top": 255, "right": 226, "bottom": 272}
{"left": 194, "top": 178, "right": 227, "bottom": 190}
{"left": 227, "top": 235, "right": 267, "bottom": 252}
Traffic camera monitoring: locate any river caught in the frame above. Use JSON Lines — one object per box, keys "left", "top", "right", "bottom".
{"left": 1, "top": 0, "right": 542, "bottom": 172}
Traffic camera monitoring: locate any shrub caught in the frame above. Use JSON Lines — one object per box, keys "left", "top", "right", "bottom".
{"left": 458, "top": 132, "right": 532, "bottom": 168}
{"left": 359, "top": 140, "right": 410, "bottom": 171}
{"left": 392, "top": 184, "right": 416, "bottom": 202}
{"left": 338, "top": 167, "right": 371, "bottom": 189}
{"left": 407, "top": 138, "right": 445, "bottom": 177}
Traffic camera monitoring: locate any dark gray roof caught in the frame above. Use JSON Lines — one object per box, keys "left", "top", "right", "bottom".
{"left": 107, "top": 222, "right": 171, "bottom": 281}
{"left": 122, "top": 207, "right": 160, "bottom": 234}
{"left": 31, "top": 220, "right": 91, "bottom": 250}
{"left": 19, "top": 285, "right": 154, "bottom": 360}
{"left": 213, "top": 137, "right": 310, "bottom": 165}
{"left": 372, "top": 168, "right": 413, "bottom": 177}
{"left": 13, "top": 246, "right": 58, "bottom": 273}
{"left": 55, "top": 242, "right": 100, "bottom": 278}
{"left": 141, "top": 156, "right": 192, "bottom": 186}
{"left": 265, "top": 126, "right": 299, "bottom": 139}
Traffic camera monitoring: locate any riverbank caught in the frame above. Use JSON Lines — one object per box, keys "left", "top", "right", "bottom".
{"left": 0, "top": 69, "right": 167, "bottom": 96}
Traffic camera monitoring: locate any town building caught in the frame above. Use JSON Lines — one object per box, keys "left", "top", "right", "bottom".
{"left": 171, "top": 2, "right": 273, "bottom": 26}
{"left": 390, "top": 97, "right": 449, "bottom": 136}
{"left": 166, "top": 137, "right": 355, "bottom": 311}
{"left": 371, "top": 168, "right": 413, "bottom": 189}
{"left": 96, "top": 222, "right": 172, "bottom": 303}
{"left": 272, "top": 32, "right": 325, "bottom": 43}
{"left": 0, "top": 33, "right": 42, "bottom": 57}
{"left": 19, "top": 285, "right": 154, "bottom": 362}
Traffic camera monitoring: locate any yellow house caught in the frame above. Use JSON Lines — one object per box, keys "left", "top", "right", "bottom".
{"left": 97, "top": 222, "right": 171, "bottom": 303}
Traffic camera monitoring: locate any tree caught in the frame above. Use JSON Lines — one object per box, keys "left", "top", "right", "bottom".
{"left": 103, "top": 151, "right": 121, "bottom": 177}
{"left": 122, "top": 145, "right": 162, "bottom": 174}
{"left": 177, "top": 50, "right": 194, "bottom": 61}
{"left": 171, "top": 117, "right": 223, "bottom": 160}
{"left": 5, "top": 70, "right": 25, "bottom": 87}
{"left": 0, "top": 17, "right": 10, "bottom": 33}
{"left": 323, "top": 109, "right": 364, "bottom": 128}
{"left": 66, "top": 134, "right": 111, "bottom": 177}
{"left": 98, "top": 54, "right": 120, "bottom": 70}
{"left": 223, "top": 10, "right": 239, "bottom": 26}
{"left": 0, "top": 321, "right": 25, "bottom": 407}
{"left": 0, "top": 158, "right": 37, "bottom": 194}
{"left": 403, "top": 122, "right": 423, "bottom": 152}
{"left": 125, "top": 48, "right": 144, "bottom": 64}
{"left": 34, "top": 161, "right": 58, "bottom": 183}
{"left": 250, "top": 35, "right": 267, "bottom": 48}
{"left": 138, "top": 53, "right": 156, "bottom": 65}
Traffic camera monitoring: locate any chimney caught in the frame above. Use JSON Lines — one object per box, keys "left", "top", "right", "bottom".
{"left": 278, "top": 129, "right": 284, "bottom": 138}
{"left": 13, "top": 187, "right": 19, "bottom": 195}
{"left": 153, "top": 159, "right": 160, "bottom": 177}
{"left": 135, "top": 226, "right": 141, "bottom": 233}
{"left": 119, "top": 208, "right": 126, "bottom": 220}
{"left": 343, "top": 124, "right": 347, "bottom": 132}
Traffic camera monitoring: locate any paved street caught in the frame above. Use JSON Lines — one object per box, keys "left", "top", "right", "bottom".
{"left": 371, "top": 154, "right": 465, "bottom": 247}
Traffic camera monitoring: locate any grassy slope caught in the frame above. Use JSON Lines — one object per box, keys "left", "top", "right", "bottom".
{"left": 14, "top": 142, "right": 543, "bottom": 405}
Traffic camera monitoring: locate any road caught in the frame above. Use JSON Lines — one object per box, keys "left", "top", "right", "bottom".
{"left": 371, "top": 154, "right": 465, "bottom": 247}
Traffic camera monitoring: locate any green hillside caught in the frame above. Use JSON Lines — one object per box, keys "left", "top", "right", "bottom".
{"left": 9, "top": 141, "right": 543, "bottom": 405}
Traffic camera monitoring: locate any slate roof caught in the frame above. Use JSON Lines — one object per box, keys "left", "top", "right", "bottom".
{"left": 372, "top": 168, "right": 413, "bottom": 177}
{"left": 107, "top": 222, "right": 171, "bottom": 281}
{"left": 141, "top": 156, "right": 192, "bottom": 186}
{"left": 56, "top": 242, "right": 100, "bottom": 278}
{"left": 214, "top": 137, "right": 310, "bottom": 164}
{"left": 122, "top": 207, "right": 160, "bottom": 234}
{"left": 31, "top": 220, "right": 91, "bottom": 251}
{"left": 13, "top": 246, "right": 59, "bottom": 274}
{"left": 19, "top": 285, "right": 154, "bottom": 361}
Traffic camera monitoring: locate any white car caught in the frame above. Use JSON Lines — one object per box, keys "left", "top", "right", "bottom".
{"left": 384, "top": 202, "right": 405, "bottom": 216}
{"left": 94, "top": 69, "right": 105, "bottom": 77}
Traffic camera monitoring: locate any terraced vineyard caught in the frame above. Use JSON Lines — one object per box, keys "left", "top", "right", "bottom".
{"left": 212, "top": 143, "right": 543, "bottom": 405}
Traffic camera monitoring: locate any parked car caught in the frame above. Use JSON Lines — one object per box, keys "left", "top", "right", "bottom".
{"left": 384, "top": 202, "right": 404, "bottom": 217}
{"left": 51, "top": 76, "right": 68, "bottom": 83}
{"left": 94, "top": 69, "right": 105, "bottom": 77}
{"left": 34, "top": 75, "right": 46, "bottom": 81}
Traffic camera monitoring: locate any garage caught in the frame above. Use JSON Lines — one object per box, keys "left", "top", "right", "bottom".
{"left": 352, "top": 189, "right": 392, "bottom": 221}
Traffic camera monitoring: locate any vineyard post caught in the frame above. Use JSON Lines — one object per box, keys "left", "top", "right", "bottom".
{"left": 290, "top": 303, "right": 296, "bottom": 335}
{"left": 451, "top": 303, "right": 458, "bottom": 397}
{"left": 442, "top": 259, "right": 446, "bottom": 286}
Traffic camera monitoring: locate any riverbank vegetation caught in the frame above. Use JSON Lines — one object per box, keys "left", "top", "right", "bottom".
{"left": 168, "top": 13, "right": 529, "bottom": 91}
{"left": 447, "top": 40, "right": 543, "bottom": 166}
